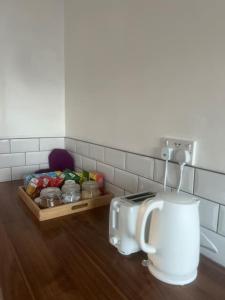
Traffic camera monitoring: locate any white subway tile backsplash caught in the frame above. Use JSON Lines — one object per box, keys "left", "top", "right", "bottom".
{"left": 26, "top": 151, "right": 50, "bottom": 165}
{"left": 40, "top": 138, "right": 64, "bottom": 151}
{"left": 138, "top": 177, "right": 170, "bottom": 193}
{"left": 0, "top": 153, "right": 25, "bottom": 168}
{"left": 126, "top": 153, "right": 154, "bottom": 179}
{"left": 199, "top": 198, "right": 219, "bottom": 231}
{"left": 11, "top": 139, "right": 39, "bottom": 153}
{"left": 154, "top": 159, "right": 194, "bottom": 193}
{"left": 12, "top": 165, "right": 39, "bottom": 180}
{"left": 76, "top": 141, "right": 89, "bottom": 156}
{"left": 65, "top": 138, "right": 76, "bottom": 152}
{"left": 201, "top": 227, "right": 225, "bottom": 267}
{"left": 82, "top": 157, "right": 96, "bottom": 172}
{"left": 89, "top": 144, "right": 104, "bottom": 162}
{"left": 0, "top": 140, "right": 10, "bottom": 154}
{"left": 194, "top": 169, "right": 225, "bottom": 205}
{"left": 73, "top": 153, "right": 82, "bottom": 169}
{"left": 97, "top": 162, "right": 114, "bottom": 184}
{"left": 39, "top": 163, "right": 49, "bottom": 169}
{"left": 0, "top": 168, "right": 11, "bottom": 182}
{"left": 104, "top": 148, "right": 125, "bottom": 169}
{"left": 114, "top": 169, "right": 138, "bottom": 193}
{"left": 105, "top": 182, "right": 124, "bottom": 197}
{"left": 218, "top": 206, "right": 225, "bottom": 236}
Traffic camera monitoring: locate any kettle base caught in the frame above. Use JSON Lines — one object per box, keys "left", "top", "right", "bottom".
{"left": 148, "top": 264, "right": 197, "bottom": 286}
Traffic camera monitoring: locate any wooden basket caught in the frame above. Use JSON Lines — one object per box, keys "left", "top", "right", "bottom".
{"left": 18, "top": 186, "right": 113, "bottom": 222}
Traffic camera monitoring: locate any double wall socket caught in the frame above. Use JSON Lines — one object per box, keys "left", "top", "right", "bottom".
{"left": 162, "top": 137, "right": 197, "bottom": 165}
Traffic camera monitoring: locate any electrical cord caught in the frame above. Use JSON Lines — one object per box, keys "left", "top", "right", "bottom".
{"left": 163, "top": 159, "right": 168, "bottom": 192}
{"left": 177, "top": 163, "right": 185, "bottom": 193}
{"left": 161, "top": 142, "right": 173, "bottom": 192}
{"left": 175, "top": 149, "right": 191, "bottom": 193}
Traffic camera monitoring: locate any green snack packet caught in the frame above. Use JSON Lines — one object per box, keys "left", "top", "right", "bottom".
{"left": 73, "top": 170, "right": 89, "bottom": 184}
{"left": 82, "top": 170, "right": 89, "bottom": 181}
{"left": 73, "top": 173, "right": 82, "bottom": 184}
{"left": 62, "top": 169, "right": 76, "bottom": 181}
{"left": 65, "top": 173, "right": 76, "bottom": 181}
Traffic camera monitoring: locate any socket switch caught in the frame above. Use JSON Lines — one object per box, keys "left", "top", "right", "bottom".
{"left": 162, "top": 137, "right": 197, "bottom": 165}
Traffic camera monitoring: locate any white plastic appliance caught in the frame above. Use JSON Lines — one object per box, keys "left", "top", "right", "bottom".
{"left": 137, "top": 191, "right": 200, "bottom": 285}
{"left": 109, "top": 192, "right": 155, "bottom": 255}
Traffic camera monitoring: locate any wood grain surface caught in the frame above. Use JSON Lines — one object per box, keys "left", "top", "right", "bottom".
{"left": 0, "top": 181, "right": 225, "bottom": 300}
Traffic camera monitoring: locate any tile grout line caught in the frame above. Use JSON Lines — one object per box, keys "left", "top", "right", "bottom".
{"left": 193, "top": 167, "right": 196, "bottom": 195}
{"left": 68, "top": 136, "right": 225, "bottom": 177}
{"left": 9, "top": 139, "right": 12, "bottom": 153}
{"left": 124, "top": 152, "right": 127, "bottom": 170}
{"left": 3, "top": 135, "right": 225, "bottom": 177}
{"left": 1, "top": 147, "right": 224, "bottom": 208}
{"left": 4, "top": 135, "right": 225, "bottom": 176}
{"left": 73, "top": 151, "right": 185, "bottom": 191}
{"left": 0, "top": 136, "right": 65, "bottom": 140}
{"left": 0, "top": 137, "right": 63, "bottom": 182}
{"left": 74, "top": 150, "right": 189, "bottom": 194}
{"left": 9, "top": 140, "right": 12, "bottom": 180}
{"left": 71, "top": 149, "right": 225, "bottom": 207}
{"left": 1, "top": 137, "right": 225, "bottom": 207}
{"left": 72, "top": 139, "right": 225, "bottom": 204}
{"left": 137, "top": 176, "right": 141, "bottom": 192}
{"left": 201, "top": 224, "right": 225, "bottom": 238}
{"left": 216, "top": 205, "right": 221, "bottom": 234}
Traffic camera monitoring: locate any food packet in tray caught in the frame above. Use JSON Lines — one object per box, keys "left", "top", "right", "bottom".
{"left": 74, "top": 170, "right": 89, "bottom": 184}
{"left": 62, "top": 169, "right": 89, "bottom": 184}
{"left": 24, "top": 174, "right": 35, "bottom": 188}
{"left": 26, "top": 178, "right": 40, "bottom": 198}
{"left": 26, "top": 175, "right": 63, "bottom": 199}
{"left": 48, "top": 177, "right": 64, "bottom": 187}
{"left": 24, "top": 171, "right": 62, "bottom": 188}
{"left": 89, "top": 172, "right": 104, "bottom": 194}
{"left": 26, "top": 176, "right": 49, "bottom": 198}
{"left": 63, "top": 170, "right": 77, "bottom": 181}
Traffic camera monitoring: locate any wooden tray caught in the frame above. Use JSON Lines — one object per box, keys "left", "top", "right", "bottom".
{"left": 18, "top": 186, "right": 113, "bottom": 222}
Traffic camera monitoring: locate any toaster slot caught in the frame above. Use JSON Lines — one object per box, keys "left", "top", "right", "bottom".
{"left": 132, "top": 194, "right": 156, "bottom": 202}
{"left": 125, "top": 192, "right": 156, "bottom": 203}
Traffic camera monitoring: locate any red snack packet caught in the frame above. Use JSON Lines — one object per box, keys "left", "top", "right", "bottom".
{"left": 48, "top": 177, "right": 64, "bottom": 188}
{"left": 38, "top": 176, "right": 50, "bottom": 188}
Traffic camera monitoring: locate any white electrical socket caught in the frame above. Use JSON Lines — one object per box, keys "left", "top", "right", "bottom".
{"left": 162, "top": 137, "right": 197, "bottom": 165}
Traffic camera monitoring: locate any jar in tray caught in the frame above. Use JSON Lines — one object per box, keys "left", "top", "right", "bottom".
{"left": 39, "top": 187, "right": 63, "bottom": 208}
{"left": 81, "top": 181, "right": 100, "bottom": 199}
{"left": 61, "top": 180, "right": 81, "bottom": 203}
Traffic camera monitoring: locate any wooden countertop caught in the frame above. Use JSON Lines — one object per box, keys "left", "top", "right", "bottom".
{"left": 1, "top": 181, "right": 225, "bottom": 300}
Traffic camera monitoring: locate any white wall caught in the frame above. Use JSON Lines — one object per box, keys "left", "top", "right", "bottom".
{"left": 65, "top": 0, "right": 225, "bottom": 173}
{"left": 0, "top": 0, "right": 65, "bottom": 138}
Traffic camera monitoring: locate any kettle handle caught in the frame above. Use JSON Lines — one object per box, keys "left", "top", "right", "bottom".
{"left": 138, "top": 199, "right": 164, "bottom": 254}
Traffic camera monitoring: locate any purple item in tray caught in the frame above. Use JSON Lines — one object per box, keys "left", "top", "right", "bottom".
{"left": 35, "top": 149, "right": 75, "bottom": 174}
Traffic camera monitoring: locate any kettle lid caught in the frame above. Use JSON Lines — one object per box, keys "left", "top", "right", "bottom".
{"left": 155, "top": 191, "right": 198, "bottom": 205}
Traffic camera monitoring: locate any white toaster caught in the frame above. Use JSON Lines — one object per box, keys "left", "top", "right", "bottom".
{"left": 109, "top": 191, "right": 155, "bottom": 255}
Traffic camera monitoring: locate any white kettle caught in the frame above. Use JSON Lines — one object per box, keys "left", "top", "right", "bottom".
{"left": 136, "top": 192, "right": 200, "bottom": 285}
